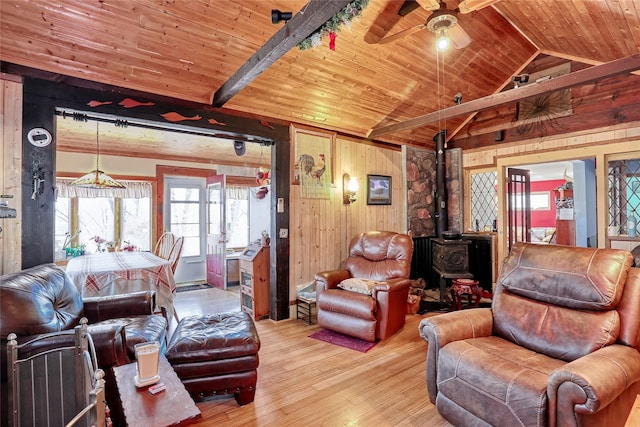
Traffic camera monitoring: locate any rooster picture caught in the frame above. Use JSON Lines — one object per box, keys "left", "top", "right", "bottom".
{"left": 298, "top": 153, "right": 326, "bottom": 183}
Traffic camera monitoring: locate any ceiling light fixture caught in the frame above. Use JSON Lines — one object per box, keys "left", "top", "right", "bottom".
{"left": 427, "top": 3, "right": 457, "bottom": 51}
{"left": 436, "top": 29, "right": 450, "bottom": 51}
{"left": 70, "top": 122, "right": 126, "bottom": 189}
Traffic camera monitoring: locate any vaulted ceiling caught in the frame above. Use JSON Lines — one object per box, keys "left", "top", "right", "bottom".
{"left": 1, "top": 0, "right": 639, "bottom": 161}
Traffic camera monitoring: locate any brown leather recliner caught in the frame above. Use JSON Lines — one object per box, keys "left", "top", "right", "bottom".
{"left": 315, "top": 231, "right": 413, "bottom": 342}
{"left": 1, "top": 263, "right": 167, "bottom": 427}
{"left": 419, "top": 243, "right": 640, "bottom": 427}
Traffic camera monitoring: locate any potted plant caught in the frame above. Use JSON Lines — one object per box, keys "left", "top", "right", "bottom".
{"left": 122, "top": 240, "right": 138, "bottom": 252}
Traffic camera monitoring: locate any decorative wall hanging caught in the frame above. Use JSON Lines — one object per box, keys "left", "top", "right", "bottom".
{"left": 87, "top": 100, "right": 112, "bottom": 107}
{"left": 516, "top": 63, "right": 572, "bottom": 137}
{"left": 298, "top": 0, "right": 369, "bottom": 51}
{"left": 160, "top": 112, "right": 202, "bottom": 122}
{"left": 119, "top": 98, "right": 155, "bottom": 108}
{"left": 293, "top": 127, "right": 334, "bottom": 199}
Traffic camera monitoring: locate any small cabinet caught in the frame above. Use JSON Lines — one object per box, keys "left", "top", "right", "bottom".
{"left": 239, "top": 244, "right": 270, "bottom": 320}
{"left": 555, "top": 189, "right": 575, "bottom": 246}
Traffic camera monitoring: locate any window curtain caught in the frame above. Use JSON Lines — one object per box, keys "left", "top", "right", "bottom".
{"left": 226, "top": 185, "right": 248, "bottom": 200}
{"left": 56, "top": 179, "right": 152, "bottom": 198}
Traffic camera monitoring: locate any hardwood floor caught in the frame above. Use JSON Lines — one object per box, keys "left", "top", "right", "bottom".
{"left": 172, "top": 287, "right": 451, "bottom": 426}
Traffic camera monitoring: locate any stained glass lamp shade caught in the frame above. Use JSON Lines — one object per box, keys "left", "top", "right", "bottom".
{"left": 70, "top": 122, "right": 125, "bottom": 189}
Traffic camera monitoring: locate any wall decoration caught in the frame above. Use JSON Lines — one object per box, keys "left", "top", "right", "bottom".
{"left": 366, "top": 175, "right": 392, "bottom": 205}
{"left": 119, "top": 98, "right": 155, "bottom": 108}
{"left": 208, "top": 118, "right": 226, "bottom": 126}
{"left": 160, "top": 112, "right": 202, "bottom": 122}
{"left": 297, "top": 0, "right": 369, "bottom": 51}
{"left": 516, "top": 63, "right": 572, "bottom": 136}
{"left": 87, "top": 100, "right": 112, "bottom": 107}
{"left": 293, "top": 126, "right": 334, "bottom": 199}
{"left": 260, "top": 120, "right": 275, "bottom": 129}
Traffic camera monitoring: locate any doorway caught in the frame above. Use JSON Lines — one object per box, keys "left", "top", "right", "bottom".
{"left": 164, "top": 177, "right": 206, "bottom": 284}
{"left": 492, "top": 157, "right": 598, "bottom": 262}
{"left": 516, "top": 159, "right": 597, "bottom": 248}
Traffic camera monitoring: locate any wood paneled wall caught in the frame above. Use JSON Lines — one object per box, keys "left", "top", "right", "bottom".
{"left": 462, "top": 122, "right": 640, "bottom": 170}
{"left": 288, "top": 134, "right": 404, "bottom": 300}
{"left": 1, "top": 76, "right": 22, "bottom": 274}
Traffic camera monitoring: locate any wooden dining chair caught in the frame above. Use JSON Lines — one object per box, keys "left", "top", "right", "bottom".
{"left": 154, "top": 232, "right": 175, "bottom": 260}
{"left": 168, "top": 236, "right": 184, "bottom": 274}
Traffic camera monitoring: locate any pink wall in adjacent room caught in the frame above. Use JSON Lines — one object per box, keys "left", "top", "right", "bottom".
{"left": 531, "top": 179, "right": 566, "bottom": 227}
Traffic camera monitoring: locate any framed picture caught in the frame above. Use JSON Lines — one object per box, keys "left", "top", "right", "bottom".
{"left": 291, "top": 125, "right": 336, "bottom": 185}
{"left": 367, "top": 174, "right": 392, "bottom": 205}
{"left": 291, "top": 125, "right": 335, "bottom": 199}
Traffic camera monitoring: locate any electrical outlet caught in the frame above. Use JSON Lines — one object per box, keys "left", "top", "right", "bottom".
{"left": 279, "top": 228, "right": 288, "bottom": 238}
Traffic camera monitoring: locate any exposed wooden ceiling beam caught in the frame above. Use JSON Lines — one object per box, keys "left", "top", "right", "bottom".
{"left": 367, "top": 53, "right": 640, "bottom": 139}
{"left": 212, "top": 0, "right": 352, "bottom": 108}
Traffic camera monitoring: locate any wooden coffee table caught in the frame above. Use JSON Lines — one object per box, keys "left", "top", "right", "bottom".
{"left": 113, "top": 355, "right": 201, "bottom": 426}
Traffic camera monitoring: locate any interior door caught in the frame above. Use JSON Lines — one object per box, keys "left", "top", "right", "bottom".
{"left": 206, "top": 175, "right": 226, "bottom": 289}
{"left": 507, "top": 168, "right": 531, "bottom": 252}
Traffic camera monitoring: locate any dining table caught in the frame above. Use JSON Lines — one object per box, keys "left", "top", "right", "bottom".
{"left": 66, "top": 251, "right": 177, "bottom": 320}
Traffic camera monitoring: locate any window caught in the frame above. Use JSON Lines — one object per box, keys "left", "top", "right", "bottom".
{"left": 55, "top": 197, "right": 71, "bottom": 250}
{"left": 470, "top": 171, "right": 498, "bottom": 231}
{"left": 169, "top": 186, "right": 201, "bottom": 257}
{"left": 226, "top": 186, "right": 249, "bottom": 249}
{"left": 78, "top": 197, "right": 115, "bottom": 252}
{"left": 55, "top": 179, "right": 152, "bottom": 253}
{"left": 122, "top": 198, "right": 151, "bottom": 251}
{"left": 608, "top": 158, "right": 640, "bottom": 235}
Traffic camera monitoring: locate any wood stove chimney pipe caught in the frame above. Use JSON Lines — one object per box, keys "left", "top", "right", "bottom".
{"left": 434, "top": 130, "right": 448, "bottom": 237}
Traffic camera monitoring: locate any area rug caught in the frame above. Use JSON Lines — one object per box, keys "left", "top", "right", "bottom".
{"left": 308, "top": 329, "right": 378, "bottom": 353}
{"left": 176, "top": 283, "right": 212, "bottom": 293}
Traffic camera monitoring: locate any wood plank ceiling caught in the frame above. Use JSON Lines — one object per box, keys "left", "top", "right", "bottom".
{"left": 1, "top": 0, "right": 639, "bottom": 161}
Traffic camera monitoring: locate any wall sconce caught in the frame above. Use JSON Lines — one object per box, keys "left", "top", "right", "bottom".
{"left": 343, "top": 173, "right": 359, "bottom": 205}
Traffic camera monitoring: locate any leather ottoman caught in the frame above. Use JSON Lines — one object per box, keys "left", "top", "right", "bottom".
{"left": 165, "top": 311, "right": 260, "bottom": 405}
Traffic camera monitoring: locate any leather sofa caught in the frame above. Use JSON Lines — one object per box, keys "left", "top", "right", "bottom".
{"left": 315, "top": 231, "right": 413, "bottom": 342}
{"left": 1, "top": 263, "right": 167, "bottom": 427}
{"left": 419, "top": 243, "right": 640, "bottom": 427}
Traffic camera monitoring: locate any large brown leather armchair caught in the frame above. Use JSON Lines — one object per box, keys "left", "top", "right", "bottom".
{"left": 419, "top": 243, "right": 640, "bottom": 427}
{"left": 1, "top": 263, "right": 167, "bottom": 426}
{"left": 315, "top": 231, "right": 413, "bottom": 342}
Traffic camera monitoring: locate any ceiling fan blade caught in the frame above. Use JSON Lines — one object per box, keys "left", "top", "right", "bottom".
{"left": 398, "top": 0, "right": 421, "bottom": 16}
{"left": 450, "top": 24, "right": 472, "bottom": 49}
{"left": 378, "top": 24, "right": 427, "bottom": 44}
{"left": 415, "top": 0, "right": 441, "bottom": 11}
{"left": 458, "top": 0, "right": 501, "bottom": 14}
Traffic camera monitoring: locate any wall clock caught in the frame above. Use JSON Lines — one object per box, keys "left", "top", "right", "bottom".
{"left": 27, "top": 127, "right": 52, "bottom": 147}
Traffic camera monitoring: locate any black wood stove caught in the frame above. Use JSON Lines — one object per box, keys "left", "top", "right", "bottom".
{"left": 431, "top": 237, "right": 473, "bottom": 302}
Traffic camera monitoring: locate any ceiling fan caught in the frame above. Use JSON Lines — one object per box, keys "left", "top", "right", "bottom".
{"left": 379, "top": 0, "right": 500, "bottom": 49}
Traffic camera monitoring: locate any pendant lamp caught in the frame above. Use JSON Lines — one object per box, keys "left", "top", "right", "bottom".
{"left": 70, "top": 122, "right": 126, "bottom": 189}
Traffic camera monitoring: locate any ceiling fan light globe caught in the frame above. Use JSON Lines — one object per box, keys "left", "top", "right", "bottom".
{"left": 436, "top": 32, "right": 450, "bottom": 50}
